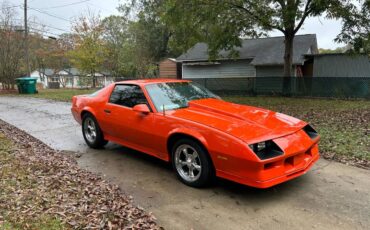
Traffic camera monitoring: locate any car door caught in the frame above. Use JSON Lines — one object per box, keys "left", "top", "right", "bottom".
{"left": 101, "top": 84, "right": 160, "bottom": 155}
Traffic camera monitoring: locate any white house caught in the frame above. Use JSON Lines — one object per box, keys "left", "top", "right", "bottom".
{"left": 29, "top": 68, "right": 114, "bottom": 88}
{"left": 30, "top": 69, "right": 51, "bottom": 88}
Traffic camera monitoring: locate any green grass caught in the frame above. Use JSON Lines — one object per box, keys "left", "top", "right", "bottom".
{"left": 0, "top": 134, "right": 67, "bottom": 230}
{"left": 224, "top": 96, "right": 370, "bottom": 161}
{"left": 9, "top": 88, "right": 97, "bottom": 102}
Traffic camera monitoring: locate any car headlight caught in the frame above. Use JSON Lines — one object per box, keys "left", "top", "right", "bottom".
{"left": 249, "top": 140, "right": 284, "bottom": 160}
{"left": 249, "top": 142, "right": 266, "bottom": 153}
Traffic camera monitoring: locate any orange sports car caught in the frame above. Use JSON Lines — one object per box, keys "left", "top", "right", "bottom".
{"left": 71, "top": 79, "right": 320, "bottom": 188}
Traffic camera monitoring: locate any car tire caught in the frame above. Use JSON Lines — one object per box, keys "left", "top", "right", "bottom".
{"left": 171, "top": 138, "right": 214, "bottom": 187}
{"left": 82, "top": 113, "right": 108, "bottom": 149}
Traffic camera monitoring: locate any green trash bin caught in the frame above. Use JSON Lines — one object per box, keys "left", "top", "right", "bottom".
{"left": 15, "top": 77, "right": 38, "bottom": 94}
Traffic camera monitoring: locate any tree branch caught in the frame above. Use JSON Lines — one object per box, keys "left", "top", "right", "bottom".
{"left": 276, "top": 0, "right": 286, "bottom": 9}
{"left": 226, "top": 1, "right": 285, "bottom": 33}
{"left": 294, "top": 0, "right": 313, "bottom": 34}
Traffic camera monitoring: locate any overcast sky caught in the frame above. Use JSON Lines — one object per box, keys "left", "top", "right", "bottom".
{"left": 6, "top": 0, "right": 344, "bottom": 49}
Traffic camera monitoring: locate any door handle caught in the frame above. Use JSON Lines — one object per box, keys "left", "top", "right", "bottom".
{"left": 104, "top": 109, "right": 111, "bottom": 114}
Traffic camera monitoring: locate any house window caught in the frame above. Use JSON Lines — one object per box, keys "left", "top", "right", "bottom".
{"left": 66, "top": 77, "right": 73, "bottom": 85}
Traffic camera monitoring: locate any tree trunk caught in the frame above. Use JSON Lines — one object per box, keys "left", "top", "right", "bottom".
{"left": 91, "top": 71, "right": 96, "bottom": 88}
{"left": 283, "top": 32, "right": 294, "bottom": 96}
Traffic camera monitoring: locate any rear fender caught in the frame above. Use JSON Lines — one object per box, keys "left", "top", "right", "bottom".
{"left": 81, "top": 106, "right": 98, "bottom": 120}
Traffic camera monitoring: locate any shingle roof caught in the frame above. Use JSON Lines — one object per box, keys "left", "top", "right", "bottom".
{"left": 44, "top": 69, "right": 55, "bottom": 76}
{"left": 65, "top": 67, "right": 80, "bottom": 75}
{"left": 34, "top": 68, "right": 112, "bottom": 76}
{"left": 176, "top": 34, "right": 318, "bottom": 66}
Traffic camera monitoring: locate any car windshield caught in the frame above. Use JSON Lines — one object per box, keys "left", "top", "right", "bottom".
{"left": 145, "top": 82, "right": 219, "bottom": 112}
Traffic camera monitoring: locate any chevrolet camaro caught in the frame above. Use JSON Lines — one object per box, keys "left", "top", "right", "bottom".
{"left": 71, "top": 79, "right": 320, "bottom": 188}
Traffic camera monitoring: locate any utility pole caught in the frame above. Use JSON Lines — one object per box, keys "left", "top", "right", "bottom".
{"left": 24, "top": 0, "right": 31, "bottom": 77}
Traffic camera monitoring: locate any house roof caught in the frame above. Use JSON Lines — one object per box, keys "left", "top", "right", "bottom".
{"left": 176, "top": 34, "right": 318, "bottom": 66}
{"left": 33, "top": 68, "right": 111, "bottom": 76}
{"left": 44, "top": 69, "right": 55, "bottom": 76}
{"left": 304, "top": 53, "right": 369, "bottom": 57}
{"left": 64, "top": 67, "right": 80, "bottom": 75}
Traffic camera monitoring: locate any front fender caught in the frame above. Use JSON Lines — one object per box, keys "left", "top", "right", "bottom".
{"left": 168, "top": 127, "right": 209, "bottom": 150}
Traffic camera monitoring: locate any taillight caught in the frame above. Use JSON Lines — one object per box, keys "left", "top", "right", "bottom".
{"left": 72, "top": 96, "right": 77, "bottom": 106}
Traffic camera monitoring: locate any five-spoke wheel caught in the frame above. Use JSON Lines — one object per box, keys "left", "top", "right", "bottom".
{"left": 174, "top": 144, "right": 202, "bottom": 182}
{"left": 172, "top": 138, "right": 214, "bottom": 187}
{"left": 83, "top": 117, "right": 97, "bottom": 143}
{"left": 82, "top": 113, "right": 108, "bottom": 149}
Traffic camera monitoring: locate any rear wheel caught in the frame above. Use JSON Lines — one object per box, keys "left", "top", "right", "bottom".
{"left": 171, "top": 139, "right": 214, "bottom": 187}
{"left": 82, "top": 113, "right": 108, "bottom": 149}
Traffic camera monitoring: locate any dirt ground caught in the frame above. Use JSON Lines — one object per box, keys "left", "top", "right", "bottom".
{"left": 0, "top": 96, "right": 369, "bottom": 230}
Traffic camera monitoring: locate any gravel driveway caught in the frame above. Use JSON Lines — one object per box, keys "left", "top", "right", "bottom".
{"left": 0, "top": 96, "right": 369, "bottom": 230}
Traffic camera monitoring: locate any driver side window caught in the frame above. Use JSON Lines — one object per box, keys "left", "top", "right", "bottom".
{"left": 109, "top": 84, "right": 147, "bottom": 108}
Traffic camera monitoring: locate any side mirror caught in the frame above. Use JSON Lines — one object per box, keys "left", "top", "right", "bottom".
{"left": 133, "top": 104, "right": 150, "bottom": 114}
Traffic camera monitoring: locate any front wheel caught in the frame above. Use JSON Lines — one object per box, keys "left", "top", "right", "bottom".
{"left": 82, "top": 113, "right": 108, "bottom": 149}
{"left": 171, "top": 139, "right": 214, "bottom": 187}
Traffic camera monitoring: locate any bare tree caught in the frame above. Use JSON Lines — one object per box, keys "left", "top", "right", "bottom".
{"left": 32, "top": 32, "right": 73, "bottom": 88}
{"left": 0, "top": 1, "right": 25, "bottom": 89}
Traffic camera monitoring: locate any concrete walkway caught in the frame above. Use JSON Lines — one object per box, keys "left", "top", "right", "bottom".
{"left": 0, "top": 96, "right": 369, "bottom": 230}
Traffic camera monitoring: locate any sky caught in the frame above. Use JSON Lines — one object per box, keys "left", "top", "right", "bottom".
{"left": 4, "top": 0, "right": 344, "bottom": 49}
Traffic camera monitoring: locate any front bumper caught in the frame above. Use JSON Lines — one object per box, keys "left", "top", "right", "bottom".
{"left": 216, "top": 129, "right": 320, "bottom": 188}
{"left": 253, "top": 145, "right": 319, "bottom": 188}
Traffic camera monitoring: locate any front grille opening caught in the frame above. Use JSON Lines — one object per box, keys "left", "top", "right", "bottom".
{"left": 303, "top": 124, "right": 318, "bottom": 139}
{"left": 264, "top": 160, "right": 282, "bottom": 170}
{"left": 305, "top": 148, "right": 313, "bottom": 157}
{"left": 285, "top": 156, "right": 294, "bottom": 167}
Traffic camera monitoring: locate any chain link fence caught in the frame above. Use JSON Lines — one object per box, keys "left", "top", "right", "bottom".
{"left": 188, "top": 77, "right": 370, "bottom": 99}
{"left": 50, "top": 75, "right": 370, "bottom": 99}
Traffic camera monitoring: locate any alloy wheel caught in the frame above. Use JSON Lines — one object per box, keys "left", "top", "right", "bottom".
{"left": 83, "top": 117, "right": 97, "bottom": 143}
{"left": 174, "top": 144, "right": 202, "bottom": 182}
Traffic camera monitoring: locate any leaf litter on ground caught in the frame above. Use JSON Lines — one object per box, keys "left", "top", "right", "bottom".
{"left": 0, "top": 119, "right": 162, "bottom": 230}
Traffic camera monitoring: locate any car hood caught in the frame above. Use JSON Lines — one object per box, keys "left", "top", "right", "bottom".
{"left": 168, "top": 98, "right": 306, "bottom": 144}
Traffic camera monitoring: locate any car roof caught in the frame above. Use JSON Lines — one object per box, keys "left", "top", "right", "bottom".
{"left": 115, "top": 78, "right": 190, "bottom": 86}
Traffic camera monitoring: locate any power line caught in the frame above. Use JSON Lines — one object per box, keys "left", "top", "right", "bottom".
{"left": 28, "top": 6, "right": 72, "bottom": 23}
{"left": 38, "top": 0, "right": 90, "bottom": 10}
{"left": 14, "top": 18, "right": 71, "bottom": 33}
{"left": 0, "top": 0, "right": 36, "bottom": 9}
{"left": 29, "top": 26, "right": 61, "bottom": 37}
{"left": 32, "top": 21, "right": 70, "bottom": 33}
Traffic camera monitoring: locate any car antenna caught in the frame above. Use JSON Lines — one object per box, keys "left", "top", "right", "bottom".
{"left": 162, "top": 104, "right": 166, "bottom": 116}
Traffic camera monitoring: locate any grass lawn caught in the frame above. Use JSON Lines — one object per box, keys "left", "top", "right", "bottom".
{"left": 1, "top": 88, "right": 369, "bottom": 164}
{"left": 7, "top": 88, "right": 97, "bottom": 102}
{"left": 224, "top": 96, "right": 370, "bottom": 163}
